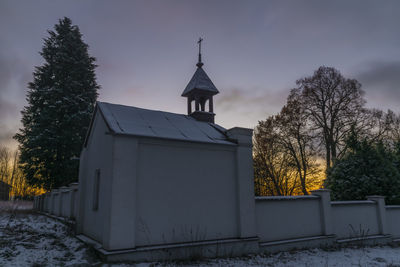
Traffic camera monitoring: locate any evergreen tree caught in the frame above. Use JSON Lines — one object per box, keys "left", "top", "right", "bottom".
{"left": 14, "top": 17, "right": 99, "bottom": 190}
{"left": 326, "top": 131, "right": 400, "bottom": 204}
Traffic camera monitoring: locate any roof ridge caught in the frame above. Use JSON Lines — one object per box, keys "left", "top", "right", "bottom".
{"left": 98, "top": 101, "right": 193, "bottom": 119}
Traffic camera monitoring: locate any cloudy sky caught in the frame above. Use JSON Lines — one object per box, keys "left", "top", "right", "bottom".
{"left": 1, "top": 0, "right": 400, "bottom": 150}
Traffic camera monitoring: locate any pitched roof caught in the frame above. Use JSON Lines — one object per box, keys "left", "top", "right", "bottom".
{"left": 95, "top": 102, "right": 234, "bottom": 145}
{"left": 181, "top": 67, "right": 219, "bottom": 97}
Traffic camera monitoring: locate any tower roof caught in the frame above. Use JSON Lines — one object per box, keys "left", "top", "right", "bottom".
{"left": 181, "top": 67, "right": 219, "bottom": 97}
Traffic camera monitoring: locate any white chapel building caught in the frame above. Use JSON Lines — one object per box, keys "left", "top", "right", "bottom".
{"left": 37, "top": 45, "right": 400, "bottom": 262}
{"left": 76, "top": 51, "right": 258, "bottom": 261}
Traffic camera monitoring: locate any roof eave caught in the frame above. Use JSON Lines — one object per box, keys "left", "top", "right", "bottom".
{"left": 181, "top": 87, "right": 219, "bottom": 97}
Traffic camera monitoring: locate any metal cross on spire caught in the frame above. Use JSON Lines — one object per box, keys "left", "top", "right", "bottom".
{"left": 197, "top": 37, "right": 204, "bottom": 68}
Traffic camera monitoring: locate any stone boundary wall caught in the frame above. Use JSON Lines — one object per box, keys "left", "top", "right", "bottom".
{"left": 255, "top": 190, "right": 400, "bottom": 253}
{"left": 34, "top": 182, "right": 78, "bottom": 220}
{"left": 34, "top": 188, "right": 400, "bottom": 254}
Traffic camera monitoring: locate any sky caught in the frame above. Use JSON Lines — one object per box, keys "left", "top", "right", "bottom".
{"left": 1, "top": 0, "right": 400, "bottom": 150}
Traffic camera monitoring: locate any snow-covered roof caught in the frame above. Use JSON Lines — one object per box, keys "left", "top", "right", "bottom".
{"left": 95, "top": 102, "right": 234, "bottom": 145}
{"left": 181, "top": 67, "right": 219, "bottom": 97}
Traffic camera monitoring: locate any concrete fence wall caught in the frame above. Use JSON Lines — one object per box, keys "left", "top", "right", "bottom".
{"left": 35, "top": 182, "right": 79, "bottom": 220}
{"left": 255, "top": 195, "right": 323, "bottom": 242}
{"left": 34, "top": 188, "right": 400, "bottom": 252}
{"left": 253, "top": 190, "right": 399, "bottom": 250}
{"left": 386, "top": 206, "right": 400, "bottom": 239}
{"left": 331, "top": 200, "right": 380, "bottom": 239}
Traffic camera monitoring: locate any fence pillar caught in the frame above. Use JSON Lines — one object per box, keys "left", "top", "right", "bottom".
{"left": 59, "top": 186, "right": 68, "bottom": 217}
{"left": 311, "top": 189, "right": 333, "bottom": 236}
{"left": 50, "top": 190, "right": 56, "bottom": 214}
{"left": 227, "top": 127, "right": 257, "bottom": 238}
{"left": 69, "top": 182, "right": 79, "bottom": 219}
{"left": 39, "top": 195, "right": 44, "bottom": 211}
{"left": 45, "top": 193, "right": 50, "bottom": 212}
{"left": 367, "top": 195, "right": 387, "bottom": 235}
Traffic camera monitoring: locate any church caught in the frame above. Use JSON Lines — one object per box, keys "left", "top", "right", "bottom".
{"left": 75, "top": 43, "right": 258, "bottom": 261}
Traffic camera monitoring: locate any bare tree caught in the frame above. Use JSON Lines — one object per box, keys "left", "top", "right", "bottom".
{"left": 253, "top": 117, "right": 301, "bottom": 196}
{"left": 0, "top": 147, "right": 11, "bottom": 183}
{"left": 292, "top": 66, "right": 366, "bottom": 169}
{"left": 0, "top": 146, "right": 43, "bottom": 198}
{"left": 253, "top": 104, "right": 321, "bottom": 196}
{"left": 274, "top": 98, "right": 321, "bottom": 195}
{"left": 255, "top": 66, "right": 400, "bottom": 195}
{"left": 386, "top": 110, "right": 400, "bottom": 144}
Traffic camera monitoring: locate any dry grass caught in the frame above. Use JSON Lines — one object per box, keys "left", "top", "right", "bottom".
{"left": 0, "top": 200, "right": 33, "bottom": 212}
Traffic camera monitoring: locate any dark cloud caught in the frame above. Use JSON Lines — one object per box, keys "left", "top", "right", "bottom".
{"left": 0, "top": 50, "right": 31, "bottom": 149}
{"left": 0, "top": 126, "right": 14, "bottom": 143}
{"left": 0, "top": 56, "right": 19, "bottom": 119}
{"left": 0, "top": 53, "right": 14, "bottom": 89}
{"left": 0, "top": 52, "right": 30, "bottom": 114}
{"left": 354, "top": 61, "right": 400, "bottom": 112}
{"left": 217, "top": 87, "right": 290, "bottom": 115}
{"left": 0, "top": 120, "right": 18, "bottom": 150}
{"left": 357, "top": 61, "right": 400, "bottom": 96}
{"left": 0, "top": 98, "right": 18, "bottom": 118}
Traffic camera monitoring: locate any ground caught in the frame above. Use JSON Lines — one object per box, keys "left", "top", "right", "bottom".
{"left": 0, "top": 204, "right": 92, "bottom": 266}
{"left": 1, "top": 201, "right": 400, "bottom": 266}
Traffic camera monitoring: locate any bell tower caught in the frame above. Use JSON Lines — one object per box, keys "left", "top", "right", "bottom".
{"left": 181, "top": 38, "right": 219, "bottom": 123}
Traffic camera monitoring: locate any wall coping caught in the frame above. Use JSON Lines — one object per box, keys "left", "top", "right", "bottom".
{"left": 60, "top": 186, "right": 70, "bottom": 193}
{"left": 386, "top": 205, "right": 400, "bottom": 209}
{"left": 331, "top": 200, "right": 375, "bottom": 205}
{"left": 255, "top": 195, "right": 320, "bottom": 201}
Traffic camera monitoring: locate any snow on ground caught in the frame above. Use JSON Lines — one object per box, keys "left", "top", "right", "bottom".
{"left": 1, "top": 209, "right": 400, "bottom": 266}
{"left": 0, "top": 211, "right": 92, "bottom": 266}
{"left": 154, "top": 246, "right": 400, "bottom": 267}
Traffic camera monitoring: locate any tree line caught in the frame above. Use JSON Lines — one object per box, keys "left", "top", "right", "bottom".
{"left": 254, "top": 66, "right": 400, "bottom": 201}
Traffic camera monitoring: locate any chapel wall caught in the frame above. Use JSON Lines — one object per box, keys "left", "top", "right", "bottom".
{"left": 134, "top": 139, "right": 238, "bottom": 246}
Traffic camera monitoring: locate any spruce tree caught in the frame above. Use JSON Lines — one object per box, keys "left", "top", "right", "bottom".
{"left": 14, "top": 17, "right": 99, "bottom": 190}
{"left": 326, "top": 132, "right": 400, "bottom": 204}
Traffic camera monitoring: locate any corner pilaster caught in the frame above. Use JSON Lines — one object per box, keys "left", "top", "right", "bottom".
{"left": 227, "top": 127, "right": 256, "bottom": 238}
{"left": 311, "top": 189, "right": 333, "bottom": 236}
{"left": 367, "top": 195, "right": 387, "bottom": 235}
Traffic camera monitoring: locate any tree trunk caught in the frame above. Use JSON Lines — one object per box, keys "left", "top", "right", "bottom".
{"left": 326, "top": 144, "right": 331, "bottom": 169}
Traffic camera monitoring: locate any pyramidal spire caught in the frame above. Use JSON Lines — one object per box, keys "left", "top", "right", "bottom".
{"left": 181, "top": 38, "right": 219, "bottom": 97}
{"left": 181, "top": 38, "right": 219, "bottom": 123}
{"left": 196, "top": 37, "right": 203, "bottom": 68}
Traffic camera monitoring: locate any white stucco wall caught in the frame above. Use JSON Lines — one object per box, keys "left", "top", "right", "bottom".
{"left": 101, "top": 136, "right": 138, "bottom": 250}
{"left": 255, "top": 196, "right": 322, "bottom": 242}
{"left": 386, "top": 206, "right": 400, "bottom": 238}
{"left": 52, "top": 192, "right": 60, "bottom": 216}
{"left": 77, "top": 112, "right": 114, "bottom": 244}
{"left": 60, "top": 190, "right": 72, "bottom": 218}
{"left": 133, "top": 138, "right": 238, "bottom": 246}
{"left": 72, "top": 188, "right": 79, "bottom": 219}
{"left": 331, "top": 201, "right": 380, "bottom": 239}
{"left": 43, "top": 195, "right": 49, "bottom": 212}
